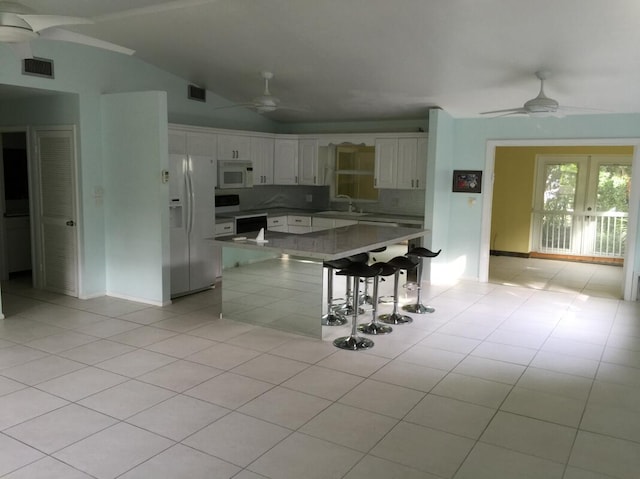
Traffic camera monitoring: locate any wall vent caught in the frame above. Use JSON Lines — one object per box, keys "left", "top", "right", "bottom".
{"left": 188, "top": 85, "right": 206, "bottom": 102}
{"left": 22, "top": 57, "right": 54, "bottom": 79}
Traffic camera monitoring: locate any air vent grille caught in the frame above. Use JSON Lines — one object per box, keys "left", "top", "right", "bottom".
{"left": 22, "top": 57, "right": 54, "bottom": 79}
{"left": 188, "top": 85, "right": 206, "bottom": 102}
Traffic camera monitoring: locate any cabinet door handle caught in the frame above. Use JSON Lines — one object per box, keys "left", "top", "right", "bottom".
{"left": 313, "top": 175, "right": 316, "bottom": 184}
{"left": 416, "top": 179, "right": 419, "bottom": 188}
{"left": 411, "top": 179, "right": 414, "bottom": 188}
{"left": 295, "top": 176, "right": 298, "bottom": 183}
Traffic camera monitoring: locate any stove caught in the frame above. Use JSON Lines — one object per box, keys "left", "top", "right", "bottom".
{"left": 215, "top": 194, "right": 268, "bottom": 234}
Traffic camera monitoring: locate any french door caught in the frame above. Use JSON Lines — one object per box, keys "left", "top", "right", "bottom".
{"left": 532, "top": 155, "right": 632, "bottom": 259}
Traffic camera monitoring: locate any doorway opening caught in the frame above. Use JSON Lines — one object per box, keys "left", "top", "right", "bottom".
{"left": 483, "top": 142, "right": 640, "bottom": 301}
{"left": 0, "top": 130, "right": 32, "bottom": 283}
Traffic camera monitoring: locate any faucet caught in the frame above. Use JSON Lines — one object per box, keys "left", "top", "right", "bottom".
{"left": 335, "top": 194, "right": 355, "bottom": 213}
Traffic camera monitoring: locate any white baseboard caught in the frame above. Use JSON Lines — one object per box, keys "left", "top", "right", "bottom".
{"left": 105, "top": 291, "right": 170, "bottom": 307}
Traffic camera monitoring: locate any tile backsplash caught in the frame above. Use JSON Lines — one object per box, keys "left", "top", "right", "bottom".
{"left": 219, "top": 185, "right": 425, "bottom": 217}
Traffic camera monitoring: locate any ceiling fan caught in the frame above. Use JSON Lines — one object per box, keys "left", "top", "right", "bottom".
{"left": 215, "top": 71, "right": 308, "bottom": 114}
{"left": 481, "top": 71, "right": 564, "bottom": 117}
{"left": 0, "top": 1, "right": 134, "bottom": 57}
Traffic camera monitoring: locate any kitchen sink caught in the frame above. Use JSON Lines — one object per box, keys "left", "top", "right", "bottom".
{"left": 316, "top": 210, "right": 368, "bottom": 217}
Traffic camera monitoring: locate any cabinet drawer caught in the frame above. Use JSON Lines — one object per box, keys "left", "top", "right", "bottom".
{"left": 215, "top": 222, "right": 234, "bottom": 236}
{"left": 287, "top": 215, "right": 311, "bottom": 226}
{"left": 268, "top": 216, "right": 287, "bottom": 228}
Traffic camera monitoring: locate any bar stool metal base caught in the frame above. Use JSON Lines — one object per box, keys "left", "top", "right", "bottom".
{"left": 378, "top": 312, "right": 413, "bottom": 324}
{"left": 358, "top": 322, "right": 392, "bottom": 335}
{"left": 402, "top": 303, "right": 435, "bottom": 314}
{"left": 322, "top": 312, "right": 348, "bottom": 326}
{"left": 333, "top": 335, "right": 374, "bottom": 351}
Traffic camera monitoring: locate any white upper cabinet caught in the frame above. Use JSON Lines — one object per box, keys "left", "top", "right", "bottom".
{"left": 218, "top": 134, "right": 250, "bottom": 161}
{"left": 396, "top": 138, "right": 417, "bottom": 189}
{"left": 251, "top": 136, "right": 274, "bottom": 185}
{"left": 416, "top": 137, "right": 427, "bottom": 190}
{"left": 374, "top": 138, "right": 397, "bottom": 189}
{"left": 274, "top": 138, "right": 299, "bottom": 184}
{"left": 298, "top": 138, "right": 320, "bottom": 185}
{"left": 375, "top": 137, "right": 427, "bottom": 190}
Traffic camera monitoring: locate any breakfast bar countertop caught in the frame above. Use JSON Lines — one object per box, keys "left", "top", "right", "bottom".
{"left": 211, "top": 223, "right": 428, "bottom": 261}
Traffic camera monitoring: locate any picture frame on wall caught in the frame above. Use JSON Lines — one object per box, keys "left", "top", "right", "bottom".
{"left": 452, "top": 170, "right": 482, "bottom": 193}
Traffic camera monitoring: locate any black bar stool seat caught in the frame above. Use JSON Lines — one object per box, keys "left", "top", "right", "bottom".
{"left": 333, "top": 262, "right": 383, "bottom": 351}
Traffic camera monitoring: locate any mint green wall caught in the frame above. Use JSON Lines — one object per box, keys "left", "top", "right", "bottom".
{"left": 425, "top": 109, "right": 454, "bottom": 277}
{"left": 429, "top": 112, "right": 640, "bottom": 282}
{"left": 0, "top": 41, "right": 275, "bottom": 302}
{"left": 0, "top": 94, "right": 79, "bottom": 125}
{"left": 102, "top": 91, "right": 169, "bottom": 305}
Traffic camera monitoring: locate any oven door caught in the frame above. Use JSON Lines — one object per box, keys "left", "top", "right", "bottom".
{"left": 235, "top": 214, "right": 268, "bottom": 234}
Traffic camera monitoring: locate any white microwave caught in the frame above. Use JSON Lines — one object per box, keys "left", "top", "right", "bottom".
{"left": 217, "top": 160, "right": 253, "bottom": 189}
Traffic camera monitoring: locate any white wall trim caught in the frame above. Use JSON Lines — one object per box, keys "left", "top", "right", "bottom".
{"left": 105, "top": 290, "right": 172, "bottom": 307}
{"left": 482, "top": 138, "right": 640, "bottom": 301}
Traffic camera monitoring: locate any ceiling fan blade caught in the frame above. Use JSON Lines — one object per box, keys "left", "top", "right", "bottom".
{"left": 38, "top": 29, "right": 135, "bottom": 55}
{"left": 8, "top": 40, "right": 32, "bottom": 59}
{"left": 211, "top": 102, "right": 255, "bottom": 111}
{"left": 17, "top": 14, "right": 92, "bottom": 33}
{"left": 480, "top": 107, "right": 527, "bottom": 115}
{"left": 276, "top": 103, "right": 311, "bottom": 112}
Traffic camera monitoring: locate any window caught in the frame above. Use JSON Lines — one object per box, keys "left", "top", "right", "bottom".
{"left": 334, "top": 145, "right": 378, "bottom": 201}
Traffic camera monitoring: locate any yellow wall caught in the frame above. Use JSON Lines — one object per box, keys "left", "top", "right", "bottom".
{"left": 492, "top": 145, "right": 633, "bottom": 253}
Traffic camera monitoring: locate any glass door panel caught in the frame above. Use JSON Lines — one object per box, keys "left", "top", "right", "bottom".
{"left": 533, "top": 155, "right": 632, "bottom": 258}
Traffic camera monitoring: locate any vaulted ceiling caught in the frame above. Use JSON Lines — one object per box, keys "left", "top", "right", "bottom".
{"left": 5, "top": 0, "right": 640, "bottom": 123}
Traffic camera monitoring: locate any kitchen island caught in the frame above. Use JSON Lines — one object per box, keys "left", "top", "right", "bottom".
{"left": 212, "top": 224, "right": 427, "bottom": 339}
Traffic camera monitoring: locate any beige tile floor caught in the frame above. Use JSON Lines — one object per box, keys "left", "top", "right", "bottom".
{"left": 489, "top": 255, "right": 625, "bottom": 299}
{"left": 0, "top": 268, "right": 639, "bottom": 478}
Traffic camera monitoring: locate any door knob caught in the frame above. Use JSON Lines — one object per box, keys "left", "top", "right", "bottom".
{"left": 66, "top": 220, "right": 75, "bottom": 226}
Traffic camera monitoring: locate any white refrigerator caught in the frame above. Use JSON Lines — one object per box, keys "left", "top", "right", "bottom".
{"left": 168, "top": 129, "right": 216, "bottom": 297}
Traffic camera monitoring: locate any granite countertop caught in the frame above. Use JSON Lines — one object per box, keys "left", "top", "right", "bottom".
{"left": 216, "top": 208, "right": 423, "bottom": 226}
{"left": 211, "top": 223, "right": 427, "bottom": 261}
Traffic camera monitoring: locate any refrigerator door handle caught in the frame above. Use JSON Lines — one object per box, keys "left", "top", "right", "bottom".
{"left": 186, "top": 157, "right": 195, "bottom": 235}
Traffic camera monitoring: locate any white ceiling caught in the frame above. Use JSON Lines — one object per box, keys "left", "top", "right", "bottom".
{"left": 9, "top": 0, "right": 640, "bottom": 122}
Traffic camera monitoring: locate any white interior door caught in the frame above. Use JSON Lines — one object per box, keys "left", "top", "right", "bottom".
{"left": 533, "top": 155, "right": 632, "bottom": 258}
{"left": 34, "top": 128, "right": 78, "bottom": 296}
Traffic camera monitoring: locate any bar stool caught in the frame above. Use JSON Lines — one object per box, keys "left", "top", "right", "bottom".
{"left": 379, "top": 256, "right": 419, "bottom": 325}
{"left": 360, "top": 246, "right": 387, "bottom": 305}
{"left": 340, "top": 252, "right": 369, "bottom": 315}
{"left": 322, "top": 258, "right": 351, "bottom": 326}
{"left": 402, "top": 247, "right": 441, "bottom": 314}
{"left": 333, "top": 262, "right": 383, "bottom": 351}
{"left": 358, "top": 261, "right": 395, "bottom": 335}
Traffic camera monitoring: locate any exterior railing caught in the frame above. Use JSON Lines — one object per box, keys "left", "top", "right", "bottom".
{"left": 537, "top": 211, "right": 627, "bottom": 258}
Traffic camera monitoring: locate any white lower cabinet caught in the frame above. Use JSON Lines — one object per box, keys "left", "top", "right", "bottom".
{"left": 334, "top": 218, "right": 358, "bottom": 228}
{"left": 287, "top": 215, "right": 312, "bottom": 234}
{"left": 311, "top": 217, "right": 334, "bottom": 232}
{"left": 312, "top": 217, "right": 357, "bottom": 231}
{"left": 268, "top": 215, "right": 288, "bottom": 232}
{"left": 214, "top": 221, "right": 234, "bottom": 237}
